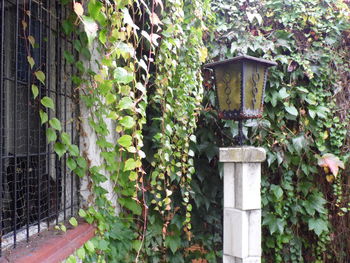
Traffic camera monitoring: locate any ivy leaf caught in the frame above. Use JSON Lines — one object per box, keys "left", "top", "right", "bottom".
{"left": 105, "top": 93, "right": 116, "bottom": 105}
{"left": 120, "top": 116, "right": 135, "bottom": 129}
{"left": 54, "top": 142, "right": 66, "bottom": 158}
{"left": 49, "top": 118, "right": 62, "bottom": 131}
{"left": 118, "top": 97, "right": 133, "bottom": 110}
{"left": 124, "top": 158, "right": 137, "bottom": 171}
{"left": 41, "top": 96, "right": 54, "bottom": 110}
{"left": 27, "top": 56, "right": 35, "bottom": 69}
{"left": 122, "top": 8, "right": 139, "bottom": 30}
{"left": 85, "top": 240, "right": 95, "bottom": 253}
{"left": 292, "top": 135, "right": 307, "bottom": 154}
{"left": 28, "top": 35, "right": 35, "bottom": 48}
{"left": 285, "top": 105, "right": 298, "bottom": 116}
{"left": 270, "top": 184, "right": 283, "bottom": 199}
{"left": 165, "top": 235, "right": 181, "bottom": 254}
{"left": 69, "top": 217, "right": 78, "bottom": 227}
{"left": 150, "top": 12, "right": 163, "bottom": 26}
{"left": 82, "top": 16, "right": 98, "bottom": 45}
{"left": 69, "top": 144, "right": 80, "bottom": 156}
{"left": 31, "top": 84, "right": 39, "bottom": 99}
{"left": 114, "top": 67, "right": 133, "bottom": 84}
{"left": 118, "top": 197, "right": 142, "bottom": 215}
{"left": 76, "top": 247, "right": 86, "bottom": 260}
{"left": 118, "top": 135, "right": 133, "bottom": 148}
{"left": 39, "top": 110, "right": 48, "bottom": 124}
{"left": 35, "top": 71, "right": 46, "bottom": 85}
{"left": 308, "top": 218, "right": 328, "bottom": 236}
{"left": 76, "top": 157, "right": 87, "bottom": 169}
{"left": 61, "top": 132, "right": 71, "bottom": 145}
{"left": 46, "top": 128, "right": 57, "bottom": 143}
{"left": 262, "top": 213, "right": 285, "bottom": 234}
{"left": 73, "top": 2, "right": 84, "bottom": 16}
{"left": 63, "top": 51, "right": 75, "bottom": 64}
{"left": 317, "top": 153, "right": 345, "bottom": 177}
{"left": 78, "top": 209, "right": 87, "bottom": 218}
{"left": 67, "top": 157, "right": 77, "bottom": 170}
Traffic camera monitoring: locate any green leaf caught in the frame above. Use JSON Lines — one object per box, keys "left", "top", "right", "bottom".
{"left": 124, "top": 158, "right": 137, "bottom": 171}
{"left": 76, "top": 157, "right": 87, "bottom": 169}
{"left": 63, "top": 51, "right": 75, "bottom": 64}
{"left": 69, "top": 217, "right": 78, "bottom": 227}
{"left": 49, "top": 118, "right": 62, "bottom": 131}
{"left": 118, "top": 197, "right": 142, "bottom": 215}
{"left": 35, "top": 71, "right": 46, "bottom": 85}
{"left": 27, "top": 56, "right": 35, "bottom": 69}
{"left": 114, "top": 67, "right": 133, "bottom": 84}
{"left": 67, "top": 157, "right": 77, "bottom": 170}
{"left": 118, "top": 135, "right": 133, "bottom": 148}
{"left": 292, "top": 135, "right": 307, "bottom": 154}
{"left": 69, "top": 144, "right": 79, "bottom": 156}
{"left": 118, "top": 97, "right": 133, "bottom": 110}
{"left": 46, "top": 128, "right": 57, "bottom": 143}
{"left": 39, "top": 110, "right": 48, "bottom": 124}
{"left": 105, "top": 93, "right": 116, "bottom": 105}
{"left": 78, "top": 209, "right": 87, "bottom": 218}
{"left": 85, "top": 240, "right": 95, "bottom": 253}
{"left": 76, "top": 247, "right": 86, "bottom": 260}
{"left": 285, "top": 105, "right": 298, "bottom": 116}
{"left": 120, "top": 116, "right": 135, "bottom": 129}
{"left": 61, "top": 132, "right": 71, "bottom": 145}
{"left": 54, "top": 142, "right": 66, "bottom": 158}
{"left": 165, "top": 234, "right": 181, "bottom": 254}
{"left": 271, "top": 184, "right": 283, "bottom": 199}
{"left": 41, "top": 97, "right": 54, "bottom": 110}
{"left": 263, "top": 213, "right": 285, "bottom": 234}
{"left": 32, "top": 84, "right": 39, "bottom": 99}
{"left": 308, "top": 218, "right": 328, "bottom": 236}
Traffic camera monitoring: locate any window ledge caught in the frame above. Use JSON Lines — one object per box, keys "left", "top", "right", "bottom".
{"left": 0, "top": 223, "right": 95, "bottom": 263}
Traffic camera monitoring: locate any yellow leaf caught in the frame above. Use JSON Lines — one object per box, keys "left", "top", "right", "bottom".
{"left": 199, "top": 47, "right": 208, "bottom": 63}
{"left": 74, "top": 2, "right": 84, "bottom": 16}
{"left": 323, "top": 130, "right": 329, "bottom": 140}
{"left": 28, "top": 35, "right": 35, "bottom": 48}
{"left": 326, "top": 175, "right": 334, "bottom": 183}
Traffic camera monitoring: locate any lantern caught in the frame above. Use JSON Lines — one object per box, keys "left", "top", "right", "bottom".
{"left": 205, "top": 55, "right": 277, "bottom": 144}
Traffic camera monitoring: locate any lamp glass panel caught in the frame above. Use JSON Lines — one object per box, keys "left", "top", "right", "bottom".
{"left": 214, "top": 62, "right": 241, "bottom": 112}
{"left": 243, "top": 61, "right": 266, "bottom": 116}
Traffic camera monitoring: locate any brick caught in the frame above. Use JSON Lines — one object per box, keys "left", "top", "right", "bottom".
{"left": 224, "top": 209, "right": 249, "bottom": 258}
{"left": 234, "top": 163, "right": 261, "bottom": 210}
{"left": 234, "top": 257, "right": 261, "bottom": 263}
{"left": 248, "top": 210, "right": 261, "bottom": 256}
{"left": 224, "top": 163, "right": 235, "bottom": 208}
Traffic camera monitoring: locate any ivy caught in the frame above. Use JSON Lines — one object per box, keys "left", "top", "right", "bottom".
{"left": 204, "top": 0, "right": 350, "bottom": 262}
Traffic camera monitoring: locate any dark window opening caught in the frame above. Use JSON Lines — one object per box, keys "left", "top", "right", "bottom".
{"left": 0, "top": 0, "right": 79, "bottom": 254}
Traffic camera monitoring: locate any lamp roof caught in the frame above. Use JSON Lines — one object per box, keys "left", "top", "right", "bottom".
{"left": 204, "top": 55, "right": 277, "bottom": 68}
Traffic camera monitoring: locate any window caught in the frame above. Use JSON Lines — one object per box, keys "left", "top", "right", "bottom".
{"left": 0, "top": 0, "right": 79, "bottom": 254}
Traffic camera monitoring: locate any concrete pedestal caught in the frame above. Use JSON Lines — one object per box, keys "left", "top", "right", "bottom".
{"left": 220, "top": 147, "right": 266, "bottom": 263}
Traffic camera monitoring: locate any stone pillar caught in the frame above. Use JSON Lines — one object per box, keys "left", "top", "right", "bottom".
{"left": 220, "top": 147, "right": 266, "bottom": 263}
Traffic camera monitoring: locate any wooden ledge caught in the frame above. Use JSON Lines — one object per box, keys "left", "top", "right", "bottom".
{"left": 0, "top": 223, "right": 95, "bottom": 263}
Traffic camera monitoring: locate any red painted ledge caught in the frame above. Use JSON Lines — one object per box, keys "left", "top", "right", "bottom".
{"left": 0, "top": 223, "right": 95, "bottom": 263}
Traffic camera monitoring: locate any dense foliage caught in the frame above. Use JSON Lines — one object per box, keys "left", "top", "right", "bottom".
{"left": 201, "top": 0, "right": 350, "bottom": 262}
{"left": 24, "top": 0, "right": 350, "bottom": 262}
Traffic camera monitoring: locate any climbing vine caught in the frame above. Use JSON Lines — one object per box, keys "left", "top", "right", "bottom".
{"left": 23, "top": 0, "right": 211, "bottom": 262}
{"left": 202, "top": 0, "right": 350, "bottom": 262}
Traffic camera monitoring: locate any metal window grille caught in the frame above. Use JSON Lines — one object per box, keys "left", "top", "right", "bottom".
{"left": 0, "top": 0, "right": 79, "bottom": 254}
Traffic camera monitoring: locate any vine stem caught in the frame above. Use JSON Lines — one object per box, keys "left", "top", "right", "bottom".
{"left": 135, "top": 1, "right": 155, "bottom": 262}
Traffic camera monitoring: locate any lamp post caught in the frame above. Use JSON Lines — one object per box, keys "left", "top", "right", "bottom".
{"left": 205, "top": 55, "right": 277, "bottom": 145}
{"left": 205, "top": 55, "right": 277, "bottom": 263}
